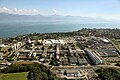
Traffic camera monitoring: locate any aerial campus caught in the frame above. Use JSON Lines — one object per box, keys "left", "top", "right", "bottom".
{"left": 0, "top": 29, "right": 120, "bottom": 80}
{"left": 1, "top": 0, "right": 120, "bottom": 80}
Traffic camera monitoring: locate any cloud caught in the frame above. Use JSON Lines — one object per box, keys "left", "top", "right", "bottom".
{"left": 0, "top": 7, "right": 119, "bottom": 20}
{"left": 0, "top": 7, "right": 11, "bottom": 13}
{"left": 3, "top": 7, "right": 8, "bottom": 11}
{"left": 33, "top": 9, "right": 39, "bottom": 12}
{"left": 13, "top": 8, "right": 17, "bottom": 12}
{"left": 52, "top": 8, "right": 57, "bottom": 14}
{"left": 0, "top": 7, "right": 42, "bottom": 15}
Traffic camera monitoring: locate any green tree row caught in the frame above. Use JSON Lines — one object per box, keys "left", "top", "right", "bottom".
{"left": 96, "top": 68, "right": 120, "bottom": 80}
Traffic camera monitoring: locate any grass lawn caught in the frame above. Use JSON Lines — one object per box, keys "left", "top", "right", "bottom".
{"left": 0, "top": 72, "right": 28, "bottom": 80}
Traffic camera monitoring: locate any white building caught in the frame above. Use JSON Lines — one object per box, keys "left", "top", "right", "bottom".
{"left": 43, "top": 39, "right": 65, "bottom": 45}
{"left": 85, "top": 49, "right": 103, "bottom": 64}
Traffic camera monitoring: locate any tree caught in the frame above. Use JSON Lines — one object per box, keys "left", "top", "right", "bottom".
{"left": 49, "top": 58, "right": 56, "bottom": 65}
{"left": 27, "top": 63, "right": 56, "bottom": 80}
{"left": 64, "top": 70, "right": 67, "bottom": 76}
{"left": 98, "top": 68, "right": 120, "bottom": 80}
{"left": 27, "top": 71, "right": 34, "bottom": 80}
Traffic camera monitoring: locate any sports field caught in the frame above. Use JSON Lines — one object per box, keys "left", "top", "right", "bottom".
{"left": 0, "top": 72, "right": 28, "bottom": 80}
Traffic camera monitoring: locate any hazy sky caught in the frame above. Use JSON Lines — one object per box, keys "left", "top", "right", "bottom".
{"left": 0, "top": 0, "right": 120, "bottom": 19}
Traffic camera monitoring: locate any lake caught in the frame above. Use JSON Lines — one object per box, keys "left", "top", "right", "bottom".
{"left": 0, "top": 21, "right": 120, "bottom": 38}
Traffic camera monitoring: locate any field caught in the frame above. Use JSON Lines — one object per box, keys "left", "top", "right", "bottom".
{"left": 0, "top": 72, "right": 28, "bottom": 80}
